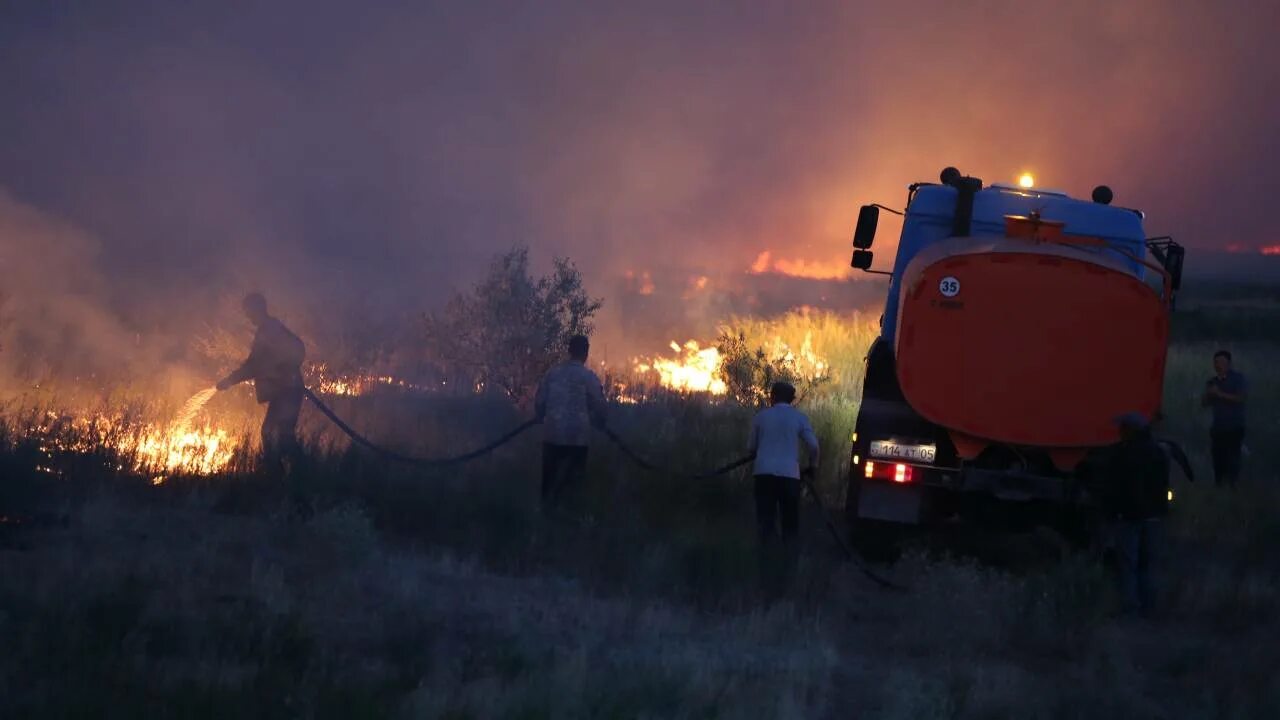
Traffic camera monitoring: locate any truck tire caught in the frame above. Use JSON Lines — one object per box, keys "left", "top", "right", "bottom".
{"left": 843, "top": 474, "right": 902, "bottom": 562}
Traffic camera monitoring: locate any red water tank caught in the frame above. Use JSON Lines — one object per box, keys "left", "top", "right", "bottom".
{"left": 895, "top": 237, "right": 1168, "bottom": 454}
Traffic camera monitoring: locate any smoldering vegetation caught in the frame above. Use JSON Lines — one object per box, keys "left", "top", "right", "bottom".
{"left": 1, "top": 279, "right": 1279, "bottom": 718}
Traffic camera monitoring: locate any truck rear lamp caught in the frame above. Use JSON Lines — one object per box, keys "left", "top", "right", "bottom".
{"left": 864, "top": 460, "right": 913, "bottom": 483}
{"left": 894, "top": 463, "right": 912, "bottom": 483}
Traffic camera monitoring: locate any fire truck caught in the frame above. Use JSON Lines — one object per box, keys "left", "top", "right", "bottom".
{"left": 845, "top": 167, "right": 1184, "bottom": 541}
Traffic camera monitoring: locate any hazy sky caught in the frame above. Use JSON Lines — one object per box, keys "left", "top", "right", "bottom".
{"left": 3, "top": 0, "right": 1279, "bottom": 321}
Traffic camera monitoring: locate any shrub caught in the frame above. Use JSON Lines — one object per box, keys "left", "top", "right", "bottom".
{"left": 423, "top": 246, "right": 602, "bottom": 404}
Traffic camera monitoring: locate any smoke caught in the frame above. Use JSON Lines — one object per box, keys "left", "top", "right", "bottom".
{"left": 2, "top": 1, "right": 1278, "bottom": 378}
{"left": 0, "top": 190, "right": 138, "bottom": 389}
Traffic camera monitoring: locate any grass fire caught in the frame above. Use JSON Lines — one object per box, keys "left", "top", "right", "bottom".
{"left": 5, "top": 3, "right": 1280, "bottom": 717}
{"left": 6, "top": 260, "right": 1279, "bottom": 716}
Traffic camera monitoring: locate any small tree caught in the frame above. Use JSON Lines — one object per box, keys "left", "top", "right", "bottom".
{"left": 716, "top": 330, "right": 830, "bottom": 408}
{"left": 424, "top": 246, "right": 602, "bottom": 404}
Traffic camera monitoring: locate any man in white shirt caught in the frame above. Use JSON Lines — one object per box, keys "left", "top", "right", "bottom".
{"left": 748, "top": 381, "right": 820, "bottom": 597}
{"left": 534, "top": 335, "right": 607, "bottom": 511}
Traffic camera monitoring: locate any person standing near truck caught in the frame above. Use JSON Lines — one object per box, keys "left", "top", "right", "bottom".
{"left": 748, "top": 381, "right": 820, "bottom": 600}
{"left": 1105, "top": 412, "right": 1170, "bottom": 618}
{"left": 1202, "top": 350, "right": 1247, "bottom": 487}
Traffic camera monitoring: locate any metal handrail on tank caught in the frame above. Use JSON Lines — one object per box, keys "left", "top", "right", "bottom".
{"left": 1003, "top": 214, "right": 1173, "bottom": 306}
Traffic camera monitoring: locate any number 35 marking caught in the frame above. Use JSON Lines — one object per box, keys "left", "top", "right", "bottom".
{"left": 939, "top": 276, "right": 961, "bottom": 298}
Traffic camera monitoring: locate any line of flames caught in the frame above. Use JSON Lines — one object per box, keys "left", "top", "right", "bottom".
{"left": 29, "top": 389, "right": 241, "bottom": 485}
{"left": 20, "top": 333, "right": 829, "bottom": 481}
{"left": 308, "top": 363, "right": 428, "bottom": 397}
{"left": 25, "top": 367, "right": 444, "bottom": 482}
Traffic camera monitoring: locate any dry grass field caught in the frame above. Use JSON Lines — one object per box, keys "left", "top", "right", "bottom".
{"left": 1, "top": 290, "right": 1278, "bottom": 718}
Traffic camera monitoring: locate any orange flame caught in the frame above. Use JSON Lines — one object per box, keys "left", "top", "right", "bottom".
{"left": 309, "top": 363, "right": 423, "bottom": 397}
{"left": 750, "top": 251, "right": 849, "bottom": 280}
{"left": 30, "top": 390, "right": 243, "bottom": 483}
{"left": 634, "top": 340, "right": 727, "bottom": 395}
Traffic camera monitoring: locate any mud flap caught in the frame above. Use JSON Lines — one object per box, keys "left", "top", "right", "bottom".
{"left": 857, "top": 482, "right": 924, "bottom": 524}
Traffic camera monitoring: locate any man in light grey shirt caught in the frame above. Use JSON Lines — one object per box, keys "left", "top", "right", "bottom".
{"left": 748, "top": 381, "right": 820, "bottom": 598}
{"left": 534, "top": 334, "right": 607, "bottom": 509}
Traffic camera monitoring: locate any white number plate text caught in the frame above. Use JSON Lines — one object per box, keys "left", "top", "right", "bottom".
{"left": 868, "top": 440, "right": 937, "bottom": 463}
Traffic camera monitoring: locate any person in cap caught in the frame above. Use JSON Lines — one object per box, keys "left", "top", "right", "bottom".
{"left": 747, "top": 381, "right": 820, "bottom": 599}
{"left": 534, "top": 334, "right": 607, "bottom": 514}
{"left": 217, "top": 293, "right": 307, "bottom": 478}
{"left": 1201, "top": 350, "right": 1247, "bottom": 487}
{"left": 1104, "top": 412, "right": 1170, "bottom": 618}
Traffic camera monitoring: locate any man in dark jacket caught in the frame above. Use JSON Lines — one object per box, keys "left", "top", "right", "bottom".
{"left": 1105, "top": 412, "right": 1170, "bottom": 617}
{"left": 217, "top": 293, "right": 306, "bottom": 476}
{"left": 1201, "top": 350, "right": 1247, "bottom": 487}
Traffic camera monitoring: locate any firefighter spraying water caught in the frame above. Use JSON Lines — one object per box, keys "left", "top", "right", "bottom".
{"left": 216, "top": 293, "right": 307, "bottom": 477}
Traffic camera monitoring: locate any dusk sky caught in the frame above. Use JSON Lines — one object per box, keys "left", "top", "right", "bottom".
{"left": 3, "top": 0, "right": 1279, "bottom": 324}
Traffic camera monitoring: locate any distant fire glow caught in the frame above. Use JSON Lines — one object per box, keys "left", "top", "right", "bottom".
{"left": 1224, "top": 243, "right": 1280, "bottom": 255}
{"left": 625, "top": 270, "right": 656, "bottom": 295}
{"left": 750, "top": 251, "right": 849, "bottom": 280}
{"left": 309, "top": 363, "right": 424, "bottom": 397}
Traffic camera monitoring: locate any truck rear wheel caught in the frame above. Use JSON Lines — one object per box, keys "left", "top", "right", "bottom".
{"left": 843, "top": 475, "right": 903, "bottom": 562}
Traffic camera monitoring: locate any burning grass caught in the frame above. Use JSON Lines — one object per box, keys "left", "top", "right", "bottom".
{"left": 11, "top": 391, "right": 254, "bottom": 485}
{"left": 307, "top": 362, "right": 431, "bottom": 397}
{"left": 634, "top": 339, "right": 729, "bottom": 395}
{"left": 628, "top": 309, "right": 877, "bottom": 403}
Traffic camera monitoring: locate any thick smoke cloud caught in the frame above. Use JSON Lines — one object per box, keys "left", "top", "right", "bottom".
{"left": 1, "top": 1, "right": 1278, "bottom": 376}
{"left": 0, "top": 191, "right": 135, "bottom": 387}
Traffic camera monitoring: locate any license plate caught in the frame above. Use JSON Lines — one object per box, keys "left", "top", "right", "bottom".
{"left": 868, "top": 440, "right": 937, "bottom": 463}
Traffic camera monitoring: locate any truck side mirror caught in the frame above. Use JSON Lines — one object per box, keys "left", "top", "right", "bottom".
{"left": 853, "top": 205, "right": 878, "bottom": 249}
{"left": 851, "top": 250, "right": 874, "bottom": 270}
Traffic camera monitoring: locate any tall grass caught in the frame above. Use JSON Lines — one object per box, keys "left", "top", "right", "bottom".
{"left": 720, "top": 307, "right": 880, "bottom": 402}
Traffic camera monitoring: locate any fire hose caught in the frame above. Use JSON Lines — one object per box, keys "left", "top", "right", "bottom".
{"left": 304, "top": 388, "right": 753, "bottom": 477}
{"left": 305, "top": 388, "right": 907, "bottom": 591}
{"left": 800, "top": 473, "right": 908, "bottom": 591}
{"left": 304, "top": 388, "right": 540, "bottom": 467}
{"left": 600, "top": 426, "right": 756, "bottom": 480}
{"left": 602, "top": 428, "right": 908, "bottom": 591}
